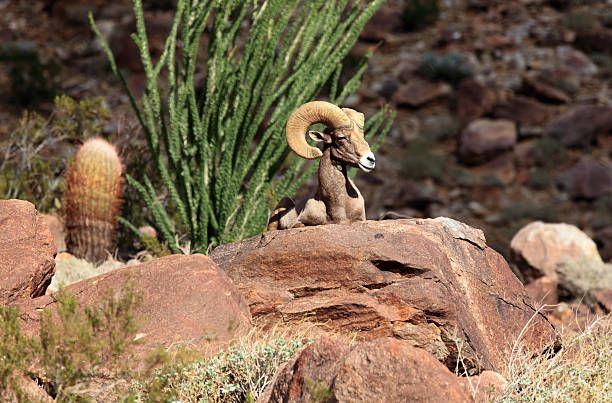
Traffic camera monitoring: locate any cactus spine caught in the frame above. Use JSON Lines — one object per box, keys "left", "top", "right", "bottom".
{"left": 64, "top": 137, "right": 123, "bottom": 263}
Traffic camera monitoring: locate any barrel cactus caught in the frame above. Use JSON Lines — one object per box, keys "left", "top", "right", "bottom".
{"left": 64, "top": 137, "right": 123, "bottom": 263}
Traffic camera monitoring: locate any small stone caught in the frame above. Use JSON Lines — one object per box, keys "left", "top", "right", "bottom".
{"left": 459, "top": 119, "right": 517, "bottom": 165}
{"left": 521, "top": 73, "right": 571, "bottom": 104}
{"left": 558, "top": 159, "right": 612, "bottom": 200}
{"left": 393, "top": 78, "right": 452, "bottom": 108}
{"left": 456, "top": 79, "right": 496, "bottom": 125}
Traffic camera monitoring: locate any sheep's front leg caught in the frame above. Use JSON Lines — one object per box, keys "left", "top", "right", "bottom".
{"left": 327, "top": 205, "right": 351, "bottom": 225}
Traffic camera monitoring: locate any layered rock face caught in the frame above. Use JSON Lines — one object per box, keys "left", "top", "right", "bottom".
{"left": 0, "top": 199, "right": 56, "bottom": 304}
{"left": 211, "top": 218, "right": 557, "bottom": 373}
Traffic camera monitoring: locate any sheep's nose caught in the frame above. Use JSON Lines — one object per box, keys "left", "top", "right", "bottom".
{"left": 359, "top": 152, "right": 376, "bottom": 172}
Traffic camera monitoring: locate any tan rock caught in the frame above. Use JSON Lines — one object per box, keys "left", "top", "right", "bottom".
{"left": 0, "top": 199, "right": 56, "bottom": 304}
{"left": 41, "top": 214, "right": 66, "bottom": 253}
{"left": 510, "top": 221, "right": 602, "bottom": 282}
{"left": 16, "top": 254, "right": 252, "bottom": 361}
{"left": 211, "top": 218, "right": 557, "bottom": 373}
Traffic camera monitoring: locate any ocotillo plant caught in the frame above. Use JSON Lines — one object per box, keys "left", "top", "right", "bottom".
{"left": 64, "top": 138, "right": 123, "bottom": 263}
{"left": 91, "top": 0, "right": 395, "bottom": 254}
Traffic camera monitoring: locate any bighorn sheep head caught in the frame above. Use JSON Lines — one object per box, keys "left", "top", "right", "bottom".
{"left": 286, "top": 101, "right": 376, "bottom": 172}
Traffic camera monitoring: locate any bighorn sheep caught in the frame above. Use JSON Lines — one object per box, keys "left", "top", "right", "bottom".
{"left": 268, "top": 101, "right": 376, "bottom": 230}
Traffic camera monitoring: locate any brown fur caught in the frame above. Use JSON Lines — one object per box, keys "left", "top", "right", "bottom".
{"left": 268, "top": 111, "right": 373, "bottom": 230}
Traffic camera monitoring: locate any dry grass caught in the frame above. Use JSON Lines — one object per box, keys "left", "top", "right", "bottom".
{"left": 500, "top": 314, "right": 612, "bottom": 402}
{"left": 129, "top": 322, "right": 355, "bottom": 402}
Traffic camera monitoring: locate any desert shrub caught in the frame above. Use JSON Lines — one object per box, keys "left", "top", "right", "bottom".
{"left": 47, "top": 255, "right": 125, "bottom": 293}
{"left": 527, "top": 168, "right": 552, "bottom": 190}
{"left": 0, "top": 42, "right": 57, "bottom": 107}
{"left": 478, "top": 173, "right": 505, "bottom": 188}
{"left": 417, "top": 52, "right": 474, "bottom": 85}
{"left": 420, "top": 113, "right": 459, "bottom": 142}
{"left": 402, "top": 139, "right": 447, "bottom": 183}
{"left": 0, "top": 95, "right": 111, "bottom": 212}
{"left": 592, "top": 194, "right": 612, "bottom": 229}
{"left": 0, "top": 282, "right": 142, "bottom": 401}
{"left": 530, "top": 137, "right": 567, "bottom": 168}
{"left": 502, "top": 316, "right": 612, "bottom": 401}
{"left": 91, "top": 0, "right": 394, "bottom": 253}
{"left": 0, "top": 306, "right": 37, "bottom": 402}
{"left": 401, "top": 0, "right": 440, "bottom": 32}
{"left": 557, "top": 258, "right": 612, "bottom": 305}
{"left": 562, "top": 12, "right": 600, "bottom": 32}
{"left": 591, "top": 52, "right": 612, "bottom": 77}
{"left": 499, "top": 201, "right": 559, "bottom": 224}
{"left": 131, "top": 331, "right": 313, "bottom": 402}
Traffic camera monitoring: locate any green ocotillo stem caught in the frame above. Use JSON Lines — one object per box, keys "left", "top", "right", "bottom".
{"left": 64, "top": 138, "right": 124, "bottom": 263}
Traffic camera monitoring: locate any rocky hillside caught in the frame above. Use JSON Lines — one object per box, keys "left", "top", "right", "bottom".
{"left": 1, "top": 0, "right": 612, "bottom": 262}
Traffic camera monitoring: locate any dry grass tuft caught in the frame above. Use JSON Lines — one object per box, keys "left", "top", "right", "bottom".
{"left": 500, "top": 314, "right": 612, "bottom": 402}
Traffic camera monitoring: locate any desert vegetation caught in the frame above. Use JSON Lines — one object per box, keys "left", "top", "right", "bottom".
{"left": 2, "top": 0, "right": 612, "bottom": 401}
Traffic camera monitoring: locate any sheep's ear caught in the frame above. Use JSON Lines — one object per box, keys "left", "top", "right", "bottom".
{"left": 308, "top": 130, "right": 332, "bottom": 143}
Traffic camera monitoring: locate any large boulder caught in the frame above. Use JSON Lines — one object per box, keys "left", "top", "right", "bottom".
{"left": 0, "top": 199, "right": 56, "bottom": 304}
{"left": 510, "top": 221, "right": 603, "bottom": 283}
{"left": 16, "top": 254, "right": 252, "bottom": 359}
{"left": 210, "top": 218, "right": 557, "bottom": 373}
{"left": 260, "top": 337, "right": 473, "bottom": 403}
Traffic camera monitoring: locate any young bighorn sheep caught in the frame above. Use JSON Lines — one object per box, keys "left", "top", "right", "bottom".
{"left": 268, "top": 101, "right": 376, "bottom": 230}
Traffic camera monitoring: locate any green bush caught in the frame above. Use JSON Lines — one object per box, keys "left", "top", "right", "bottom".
{"left": 402, "top": 0, "right": 440, "bottom": 32}
{"left": 130, "top": 335, "right": 312, "bottom": 402}
{"left": 417, "top": 52, "right": 474, "bottom": 85}
{"left": 527, "top": 169, "right": 552, "bottom": 190}
{"left": 0, "top": 282, "right": 142, "bottom": 401}
{"left": 0, "top": 42, "right": 56, "bottom": 107}
{"left": 530, "top": 138, "right": 567, "bottom": 168}
{"left": 562, "top": 12, "right": 600, "bottom": 32}
{"left": 499, "top": 201, "right": 559, "bottom": 224}
{"left": 91, "top": 0, "right": 395, "bottom": 253}
{"left": 402, "top": 139, "right": 447, "bottom": 183}
{"left": 0, "top": 95, "right": 111, "bottom": 213}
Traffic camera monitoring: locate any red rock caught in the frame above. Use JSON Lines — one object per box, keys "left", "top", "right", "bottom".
{"left": 592, "top": 289, "right": 612, "bottom": 313}
{"left": 394, "top": 78, "right": 452, "bottom": 108}
{"left": 473, "top": 153, "right": 516, "bottom": 185}
{"left": 558, "top": 158, "right": 612, "bottom": 200}
{"left": 16, "top": 254, "right": 251, "bottom": 360}
{"left": 359, "top": 2, "right": 402, "bottom": 42}
{"left": 545, "top": 106, "right": 612, "bottom": 147}
{"left": 458, "top": 370, "right": 508, "bottom": 403}
{"left": 458, "top": 119, "right": 517, "bottom": 165}
{"left": 456, "top": 79, "right": 496, "bottom": 125}
{"left": 262, "top": 337, "right": 473, "bottom": 403}
{"left": 521, "top": 73, "right": 571, "bottom": 104}
{"left": 0, "top": 200, "right": 56, "bottom": 304}
{"left": 493, "top": 96, "right": 555, "bottom": 137}
{"left": 510, "top": 221, "right": 602, "bottom": 282}
{"left": 211, "top": 218, "right": 557, "bottom": 373}
{"left": 524, "top": 276, "right": 558, "bottom": 311}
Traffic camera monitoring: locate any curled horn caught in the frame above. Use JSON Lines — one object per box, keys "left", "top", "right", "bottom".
{"left": 285, "top": 101, "right": 352, "bottom": 159}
